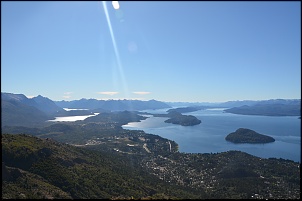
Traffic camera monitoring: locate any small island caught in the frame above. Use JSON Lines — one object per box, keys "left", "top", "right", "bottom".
{"left": 153, "top": 111, "right": 201, "bottom": 126}
{"left": 225, "top": 128, "right": 275, "bottom": 144}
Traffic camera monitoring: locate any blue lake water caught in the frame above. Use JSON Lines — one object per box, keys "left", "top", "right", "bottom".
{"left": 123, "top": 108, "right": 301, "bottom": 162}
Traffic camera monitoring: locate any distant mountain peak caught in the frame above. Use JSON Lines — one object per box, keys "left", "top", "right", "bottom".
{"left": 1, "top": 92, "right": 28, "bottom": 102}
{"left": 32, "top": 95, "right": 51, "bottom": 100}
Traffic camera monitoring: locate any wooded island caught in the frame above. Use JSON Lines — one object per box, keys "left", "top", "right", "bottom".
{"left": 225, "top": 128, "right": 275, "bottom": 144}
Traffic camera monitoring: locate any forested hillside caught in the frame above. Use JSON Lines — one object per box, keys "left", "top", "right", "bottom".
{"left": 2, "top": 134, "right": 206, "bottom": 199}
{"left": 2, "top": 133, "right": 300, "bottom": 199}
{"left": 225, "top": 128, "right": 275, "bottom": 143}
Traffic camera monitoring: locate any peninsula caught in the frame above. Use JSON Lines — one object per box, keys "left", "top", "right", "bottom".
{"left": 167, "top": 106, "right": 208, "bottom": 113}
{"left": 224, "top": 102, "right": 300, "bottom": 116}
{"left": 225, "top": 128, "right": 275, "bottom": 144}
{"left": 153, "top": 111, "right": 201, "bottom": 126}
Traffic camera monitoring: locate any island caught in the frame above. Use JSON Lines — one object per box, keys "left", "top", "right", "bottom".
{"left": 225, "top": 128, "right": 275, "bottom": 144}
{"left": 153, "top": 111, "right": 201, "bottom": 126}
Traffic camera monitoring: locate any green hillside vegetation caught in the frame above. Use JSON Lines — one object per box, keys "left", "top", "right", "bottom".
{"left": 2, "top": 134, "right": 206, "bottom": 199}
{"left": 225, "top": 128, "right": 275, "bottom": 144}
{"left": 2, "top": 164, "right": 72, "bottom": 199}
{"left": 2, "top": 133, "right": 300, "bottom": 199}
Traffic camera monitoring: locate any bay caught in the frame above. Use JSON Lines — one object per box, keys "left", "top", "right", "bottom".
{"left": 47, "top": 108, "right": 99, "bottom": 122}
{"left": 47, "top": 113, "right": 99, "bottom": 122}
{"left": 123, "top": 108, "right": 301, "bottom": 162}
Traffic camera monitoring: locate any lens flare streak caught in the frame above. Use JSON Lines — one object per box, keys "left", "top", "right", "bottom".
{"left": 102, "top": 1, "right": 130, "bottom": 100}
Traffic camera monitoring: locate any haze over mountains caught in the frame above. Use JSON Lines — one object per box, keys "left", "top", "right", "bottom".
{"left": 1, "top": 92, "right": 300, "bottom": 127}
{"left": 2, "top": 93, "right": 63, "bottom": 127}
{"left": 55, "top": 99, "right": 171, "bottom": 111}
{"left": 1, "top": 92, "right": 301, "bottom": 199}
{"left": 224, "top": 103, "right": 300, "bottom": 116}
{"left": 2, "top": 93, "right": 65, "bottom": 115}
{"left": 168, "top": 99, "right": 301, "bottom": 108}
{"left": 1, "top": 92, "right": 171, "bottom": 127}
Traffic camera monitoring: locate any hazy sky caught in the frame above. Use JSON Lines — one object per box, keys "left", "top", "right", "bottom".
{"left": 1, "top": 1, "right": 301, "bottom": 102}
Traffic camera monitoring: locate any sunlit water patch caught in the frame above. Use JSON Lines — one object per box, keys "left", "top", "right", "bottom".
{"left": 48, "top": 108, "right": 99, "bottom": 122}
{"left": 47, "top": 113, "right": 99, "bottom": 122}
{"left": 63, "top": 108, "right": 89, "bottom": 111}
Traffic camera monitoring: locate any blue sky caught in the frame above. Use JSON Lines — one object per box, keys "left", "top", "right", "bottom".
{"left": 1, "top": 1, "right": 301, "bottom": 102}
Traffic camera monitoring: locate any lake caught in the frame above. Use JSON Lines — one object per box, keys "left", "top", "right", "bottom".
{"left": 47, "top": 108, "right": 99, "bottom": 122}
{"left": 123, "top": 108, "right": 301, "bottom": 162}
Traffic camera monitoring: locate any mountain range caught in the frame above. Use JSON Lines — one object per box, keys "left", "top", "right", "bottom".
{"left": 1, "top": 92, "right": 300, "bottom": 127}
{"left": 224, "top": 101, "right": 301, "bottom": 116}
{"left": 54, "top": 99, "right": 171, "bottom": 111}
{"left": 1, "top": 93, "right": 64, "bottom": 127}
{"left": 1, "top": 93, "right": 171, "bottom": 127}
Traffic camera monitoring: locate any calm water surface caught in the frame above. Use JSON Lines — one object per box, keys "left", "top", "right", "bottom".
{"left": 123, "top": 108, "right": 301, "bottom": 162}
{"left": 47, "top": 108, "right": 99, "bottom": 122}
